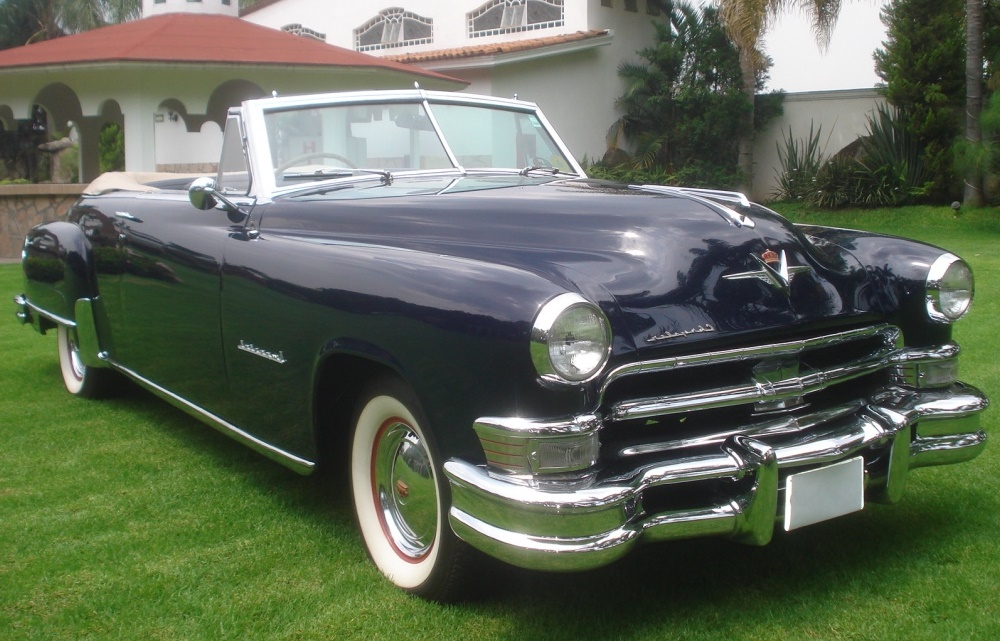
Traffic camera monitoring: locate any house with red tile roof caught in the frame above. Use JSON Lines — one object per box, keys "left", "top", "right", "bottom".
{"left": 0, "top": 0, "right": 464, "bottom": 181}
{"left": 241, "top": 0, "right": 659, "bottom": 167}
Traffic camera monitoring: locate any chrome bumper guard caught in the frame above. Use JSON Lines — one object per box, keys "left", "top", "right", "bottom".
{"left": 444, "top": 382, "right": 987, "bottom": 572}
{"left": 14, "top": 294, "right": 32, "bottom": 325}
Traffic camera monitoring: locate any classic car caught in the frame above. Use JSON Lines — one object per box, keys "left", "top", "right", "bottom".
{"left": 15, "top": 89, "right": 988, "bottom": 601}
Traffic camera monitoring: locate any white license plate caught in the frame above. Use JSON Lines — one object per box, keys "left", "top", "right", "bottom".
{"left": 784, "top": 457, "right": 865, "bottom": 531}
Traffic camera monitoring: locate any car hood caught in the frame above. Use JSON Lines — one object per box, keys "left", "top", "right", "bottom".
{"left": 275, "top": 176, "right": 883, "bottom": 351}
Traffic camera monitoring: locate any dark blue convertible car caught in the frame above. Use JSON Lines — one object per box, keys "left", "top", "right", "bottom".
{"left": 16, "top": 90, "right": 988, "bottom": 600}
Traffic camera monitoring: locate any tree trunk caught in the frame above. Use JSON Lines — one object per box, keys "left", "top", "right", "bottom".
{"left": 963, "top": 0, "right": 984, "bottom": 206}
{"left": 737, "top": 47, "right": 756, "bottom": 197}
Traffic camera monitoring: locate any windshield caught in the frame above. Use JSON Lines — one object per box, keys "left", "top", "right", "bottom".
{"left": 263, "top": 99, "right": 575, "bottom": 187}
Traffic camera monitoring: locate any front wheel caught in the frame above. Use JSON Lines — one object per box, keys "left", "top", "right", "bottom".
{"left": 57, "top": 325, "right": 116, "bottom": 398}
{"left": 349, "top": 377, "right": 473, "bottom": 601}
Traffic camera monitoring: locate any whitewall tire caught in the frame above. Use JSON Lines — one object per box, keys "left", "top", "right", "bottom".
{"left": 57, "top": 324, "right": 115, "bottom": 398}
{"left": 349, "top": 377, "right": 471, "bottom": 600}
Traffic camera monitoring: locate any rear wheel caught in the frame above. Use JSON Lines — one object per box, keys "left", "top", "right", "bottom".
{"left": 57, "top": 325, "right": 115, "bottom": 398}
{"left": 349, "top": 376, "right": 472, "bottom": 601}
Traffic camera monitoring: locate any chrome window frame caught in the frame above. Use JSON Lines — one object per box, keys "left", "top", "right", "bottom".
{"left": 237, "top": 90, "right": 586, "bottom": 202}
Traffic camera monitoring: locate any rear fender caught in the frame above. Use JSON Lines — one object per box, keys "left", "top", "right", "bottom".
{"left": 20, "top": 220, "right": 110, "bottom": 366}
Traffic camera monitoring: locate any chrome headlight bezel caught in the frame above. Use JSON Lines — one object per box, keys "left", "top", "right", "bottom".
{"left": 531, "top": 293, "right": 612, "bottom": 385}
{"left": 926, "top": 253, "right": 974, "bottom": 324}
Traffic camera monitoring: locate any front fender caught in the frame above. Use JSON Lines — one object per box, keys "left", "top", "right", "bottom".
{"left": 796, "top": 224, "right": 956, "bottom": 345}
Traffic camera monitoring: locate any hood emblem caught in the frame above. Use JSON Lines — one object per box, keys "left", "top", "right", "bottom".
{"left": 723, "top": 249, "right": 811, "bottom": 296}
{"left": 645, "top": 323, "right": 716, "bottom": 343}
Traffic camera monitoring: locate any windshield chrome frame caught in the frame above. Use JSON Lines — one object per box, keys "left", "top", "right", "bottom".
{"left": 237, "top": 90, "right": 586, "bottom": 201}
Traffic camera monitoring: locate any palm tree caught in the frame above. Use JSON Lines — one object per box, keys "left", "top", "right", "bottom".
{"left": 717, "top": 0, "right": 844, "bottom": 194}
{"left": 0, "top": 0, "right": 139, "bottom": 49}
{"left": 963, "top": 0, "right": 985, "bottom": 206}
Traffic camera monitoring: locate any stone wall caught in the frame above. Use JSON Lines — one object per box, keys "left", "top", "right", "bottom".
{"left": 0, "top": 184, "right": 85, "bottom": 260}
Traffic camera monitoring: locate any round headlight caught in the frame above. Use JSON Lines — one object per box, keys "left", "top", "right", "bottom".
{"left": 926, "top": 253, "right": 974, "bottom": 323}
{"left": 531, "top": 293, "right": 612, "bottom": 384}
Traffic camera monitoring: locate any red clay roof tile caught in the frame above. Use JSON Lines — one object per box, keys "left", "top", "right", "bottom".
{"left": 384, "top": 30, "right": 610, "bottom": 64}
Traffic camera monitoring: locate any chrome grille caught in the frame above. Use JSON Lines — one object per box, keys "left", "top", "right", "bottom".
{"left": 600, "top": 325, "right": 900, "bottom": 423}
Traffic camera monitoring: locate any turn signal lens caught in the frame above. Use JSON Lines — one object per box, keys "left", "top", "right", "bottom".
{"left": 532, "top": 435, "right": 600, "bottom": 472}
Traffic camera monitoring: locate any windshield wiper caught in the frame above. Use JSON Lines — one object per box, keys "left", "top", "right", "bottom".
{"left": 282, "top": 168, "right": 394, "bottom": 185}
{"left": 518, "top": 166, "right": 579, "bottom": 177}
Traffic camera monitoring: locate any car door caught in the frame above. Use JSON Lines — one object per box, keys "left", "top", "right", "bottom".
{"left": 113, "top": 192, "right": 232, "bottom": 412}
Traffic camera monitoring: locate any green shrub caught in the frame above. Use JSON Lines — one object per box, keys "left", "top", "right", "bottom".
{"left": 775, "top": 106, "right": 931, "bottom": 208}
{"left": 812, "top": 157, "right": 862, "bottom": 208}
{"left": 772, "top": 123, "right": 823, "bottom": 201}
{"left": 585, "top": 163, "right": 675, "bottom": 186}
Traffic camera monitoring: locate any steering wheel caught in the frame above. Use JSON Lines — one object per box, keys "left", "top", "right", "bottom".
{"left": 275, "top": 151, "right": 358, "bottom": 175}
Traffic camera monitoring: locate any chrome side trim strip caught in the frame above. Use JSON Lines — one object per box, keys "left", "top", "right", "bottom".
{"left": 631, "top": 184, "right": 755, "bottom": 228}
{"left": 106, "top": 359, "right": 315, "bottom": 475}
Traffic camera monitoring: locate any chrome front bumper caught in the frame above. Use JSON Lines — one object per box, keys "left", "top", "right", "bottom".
{"left": 444, "top": 383, "right": 987, "bottom": 572}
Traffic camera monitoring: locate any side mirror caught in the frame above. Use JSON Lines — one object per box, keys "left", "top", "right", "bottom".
{"left": 188, "top": 177, "right": 220, "bottom": 211}
{"left": 188, "top": 177, "right": 245, "bottom": 222}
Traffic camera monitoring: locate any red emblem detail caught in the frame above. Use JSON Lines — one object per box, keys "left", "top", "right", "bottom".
{"left": 761, "top": 249, "right": 779, "bottom": 264}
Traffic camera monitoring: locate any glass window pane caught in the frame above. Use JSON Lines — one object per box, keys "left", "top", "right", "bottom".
{"left": 264, "top": 103, "right": 452, "bottom": 186}
{"left": 429, "top": 104, "right": 572, "bottom": 171}
{"left": 218, "top": 117, "right": 250, "bottom": 195}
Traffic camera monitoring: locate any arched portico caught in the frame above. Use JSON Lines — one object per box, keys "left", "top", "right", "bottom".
{"left": 0, "top": 11, "right": 463, "bottom": 182}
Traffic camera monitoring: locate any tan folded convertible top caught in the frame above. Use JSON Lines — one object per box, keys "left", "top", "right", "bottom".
{"left": 83, "top": 172, "right": 206, "bottom": 196}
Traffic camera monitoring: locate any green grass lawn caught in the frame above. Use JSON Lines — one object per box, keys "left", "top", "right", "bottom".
{"left": 2, "top": 205, "right": 999, "bottom": 640}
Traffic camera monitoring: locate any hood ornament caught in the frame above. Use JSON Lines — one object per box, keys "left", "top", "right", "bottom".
{"left": 723, "top": 249, "right": 811, "bottom": 296}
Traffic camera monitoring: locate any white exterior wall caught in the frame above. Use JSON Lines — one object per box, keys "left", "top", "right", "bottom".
{"left": 142, "top": 0, "right": 239, "bottom": 17}
{"left": 752, "top": 89, "right": 886, "bottom": 201}
{"left": 243, "top": 0, "right": 593, "bottom": 51}
{"left": 153, "top": 118, "right": 224, "bottom": 168}
{"left": 244, "top": 0, "right": 659, "bottom": 162}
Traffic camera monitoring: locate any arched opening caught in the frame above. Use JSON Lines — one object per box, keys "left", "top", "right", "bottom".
{"left": 0, "top": 105, "right": 18, "bottom": 181}
{"left": 97, "top": 101, "right": 125, "bottom": 174}
{"left": 153, "top": 98, "right": 223, "bottom": 173}
{"left": 205, "top": 80, "right": 265, "bottom": 130}
{"left": 99, "top": 123, "right": 125, "bottom": 173}
{"left": 33, "top": 83, "right": 83, "bottom": 134}
{"left": 2, "top": 104, "right": 51, "bottom": 182}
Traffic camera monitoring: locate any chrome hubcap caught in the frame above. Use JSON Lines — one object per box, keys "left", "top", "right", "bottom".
{"left": 67, "top": 334, "right": 85, "bottom": 381}
{"left": 373, "top": 420, "right": 436, "bottom": 560}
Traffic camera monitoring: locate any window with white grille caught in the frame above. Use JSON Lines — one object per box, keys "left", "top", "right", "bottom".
{"left": 468, "top": 0, "right": 564, "bottom": 38}
{"left": 355, "top": 8, "right": 434, "bottom": 52}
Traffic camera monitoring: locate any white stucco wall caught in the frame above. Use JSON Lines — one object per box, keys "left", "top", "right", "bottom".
{"left": 244, "top": 0, "right": 658, "bottom": 163}
{"left": 143, "top": 0, "right": 239, "bottom": 17}
{"left": 242, "top": 0, "right": 595, "bottom": 51}
{"left": 752, "top": 89, "right": 886, "bottom": 201}
{"left": 154, "top": 118, "right": 224, "bottom": 167}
